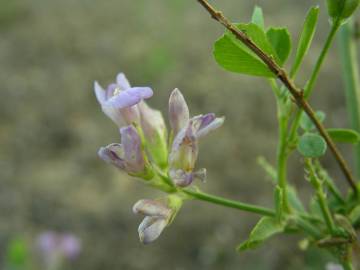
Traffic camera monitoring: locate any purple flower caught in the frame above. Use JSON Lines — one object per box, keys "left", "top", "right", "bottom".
{"left": 168, "top": 89, "right": 224, "bottom": 187}
{"left": 133, "top": 199, "right": 172, "bottom": 244}
{"left": 94, "top": 72, "right": 153, "bottom": 127}
{"left": 37, "top": 231, "right": 81, "bottom": 263}
{"left": 98, "top": 125, "right": 153, "bottom": 178}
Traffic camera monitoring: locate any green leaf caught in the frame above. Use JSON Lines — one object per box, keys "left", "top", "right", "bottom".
{"left": 291, "top": 6, "right": 319, "bottom": 77}
{"left": 251, "top": 6, "right": 264, "bottom": 30}
{"left": 326, "top": 0, "right": 359, "bottom": 22}
{"left": 237, "top": 217, "right": 284, "bottom": 251}
{"left": 349, "top": 205, "right": 360, "bottom": 226}
{"left": 300, "top": 111, "right": 325, "bottom": 131}
{"left": 266, "top": 27, "right": 292, "bottom": 65}
{"left": 213, "top": 23, "right": 276, "bottom": 77}
{"left": 297, "top": 133, "right": 327, "bottom": 158}
{"left": 327, "top": 128, "right": 360, "bottom": 144}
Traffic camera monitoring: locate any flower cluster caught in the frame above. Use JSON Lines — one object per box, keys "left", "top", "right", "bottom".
{"left": 95, "top": 72, "right": 224, "bottom": 243}
{"left": 36, "top": 231, "right": 81, "bottom": 267}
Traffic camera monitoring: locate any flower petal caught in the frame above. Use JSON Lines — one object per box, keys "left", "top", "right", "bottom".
{"left": 120, "top": 125, "right": 145, "bottom": 173}
{"left": 132, "top": 199, "right": 171, "bottom": 217}
{"left": 60, "top": 234, "right": 81, "bottom": 259}
{"left": 169, "top": 169, "right": 194, "bottom": 187}
{"left": 195, "top": 116, "right": 225, "bottom": 139}
{"left": 116, "top": 73, "right": 131, "bottom": 89}
{"left": 97, "top": 143, "right": 126, "bottom": 170}
{"left": 127, "top": 87, "right": 153, "bottom": 99}
{"left": 138, "top": 216, "right": 167, "bottom": 244}
{"left": 101, "top": 105, "right": 125, "bottom": 127}
{"left": 106, "top": 90, "right": 141, "bottom": 109}
{"left": 94, "top": 81, "right": 106, "bottom": 105}
{"left": 169, "top": 88, "right": 190, "bottom": 134}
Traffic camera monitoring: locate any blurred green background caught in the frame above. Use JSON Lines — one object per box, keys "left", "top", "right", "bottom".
{"left": 0, "top": 0, "right": 357, "bottom": 269}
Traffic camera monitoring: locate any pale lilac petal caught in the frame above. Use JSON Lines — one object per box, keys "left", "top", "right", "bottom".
{"left": 94, "top": 81, "right": 106, "bottom": 105}
{"left": 194, "top": 168, "right": 207, "bottom": 183}
{"left": 169, "top": 123, "right": 198, "bottom": 171}
{"left": 120, "top": 106, "right": 140, "bottom": 125}
{"left": 169, "top": 88, "right": 190, "bottom": 134}
{"left": 116, "top": 73, "right": 131, "bottom": 89}
{"left": 106, "top": 90, "right": 141, "bottom": 109}
{"left": 37, "top": 232, "right": 57, "bottom": 255}
{"left": 132, "top": 199, "right": 171, "bottom": 217}
{"left": 97, "top": 144, "right": 126, "bottom": 170}
{"left": 138, "top": 216, "right": 167, "bottom": 244}
{"left": 106, "top": 83, "right": 118, "bottom": 99}
{"left": 61, "top": 234, "right": 81, "bottom": 259}
{"left": 169, "top": 169, "right": 194, "bottom": 187}
{"left": 126, "top": 87, "right": 153, "bottom": 99}
{"left": 326, "top": 263, "right": 343, "bottom": 270}
{"left": 120, "top": 126, "right": 145, "bottom": 173}
{"left": 195, "top": 116, "right": 224, "bottom": 138}
{"left": 198, "top": 113, "right": 216, "bottom": 129}
{"left": 101, "top": 105, "right": 125, "bottom": 127}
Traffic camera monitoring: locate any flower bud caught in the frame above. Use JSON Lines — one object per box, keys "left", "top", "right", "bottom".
{"left": 169, "top": 88, "right": 189, "bottom": 135}
{"left": 133, "top": 196, "right": 182, "bottom": 244}
{"left": 326, "top": 0, "right": 359, "bottom": 22}
{"left": 138, "top": 102, "right": 168, "bottom": 168}
{"left": 169, "top": 122, "right": 198, "bottom": 175}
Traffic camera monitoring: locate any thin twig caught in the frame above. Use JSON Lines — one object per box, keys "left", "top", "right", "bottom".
{"left": 196, "top": 0, "right": 358, "bottom": 194}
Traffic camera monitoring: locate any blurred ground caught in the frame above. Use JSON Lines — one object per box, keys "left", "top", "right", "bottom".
{"left": 0, "top": 0, "right": 357, "bottom": 269}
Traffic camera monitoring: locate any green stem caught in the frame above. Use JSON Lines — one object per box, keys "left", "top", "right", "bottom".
{"left": 277, "top": 103, "right": 290, "bottom": 212}
{"left": 288, "top": 21, "right": 341, "bottom": 143}
{"left": 339, "top": 20, "right": 360, "bottom": 179}
{"left": 183, "top": 189, "right": 276, "bottom": 216}
{"left": 306, "top": 159, "right": 337, "bottom": 235}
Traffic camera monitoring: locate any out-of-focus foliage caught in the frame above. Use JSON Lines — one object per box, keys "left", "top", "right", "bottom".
{"left": 0, "top": 0, "right": 354, "bottom": 269}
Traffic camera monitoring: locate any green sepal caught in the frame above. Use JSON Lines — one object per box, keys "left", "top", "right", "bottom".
{"left": 326, "top": 0, "right": 359, "bottom": 22}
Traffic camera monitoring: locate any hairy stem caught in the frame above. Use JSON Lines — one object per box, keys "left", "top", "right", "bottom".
{"left": 196, "top": 0, "right": 357, "bottom": 194}
{"left": 306, "top": 159, "right": 336, "bottom": 235}
{"left": 339, "top": 20, "right": 360, "bottom": 178}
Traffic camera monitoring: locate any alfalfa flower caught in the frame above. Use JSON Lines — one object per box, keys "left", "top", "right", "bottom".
{"left": 168, "top": 89, "right": 224, "bottom": 187}
{"left": 132, "top": 196, "right": 182, "bottom": 244}
{"left": 98, "top": 125, "right": 153, "bottom": 179}
{"left": 94, "top": 72, "right": 153, "bottom": 127}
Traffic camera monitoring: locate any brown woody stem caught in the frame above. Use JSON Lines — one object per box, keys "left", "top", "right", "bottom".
{"left": 196, "top": 0, "right": 358, "bottom": 194}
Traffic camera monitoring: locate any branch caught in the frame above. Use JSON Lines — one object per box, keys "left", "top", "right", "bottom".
{"left": 196, "top": 0, "right": 358, "bottom": 194}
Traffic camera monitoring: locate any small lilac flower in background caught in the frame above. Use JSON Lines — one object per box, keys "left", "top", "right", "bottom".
{"left": 325, "top": 263, "right": 343, "bottom": 270}
{"left": 37, "top": 231, "right": 81, "bottom": 268}
{"left": 168, "top": 88, "right": 224, "bottom": 187}
{"left": 94, "top": 73, "right": 153, "bottom": 127}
